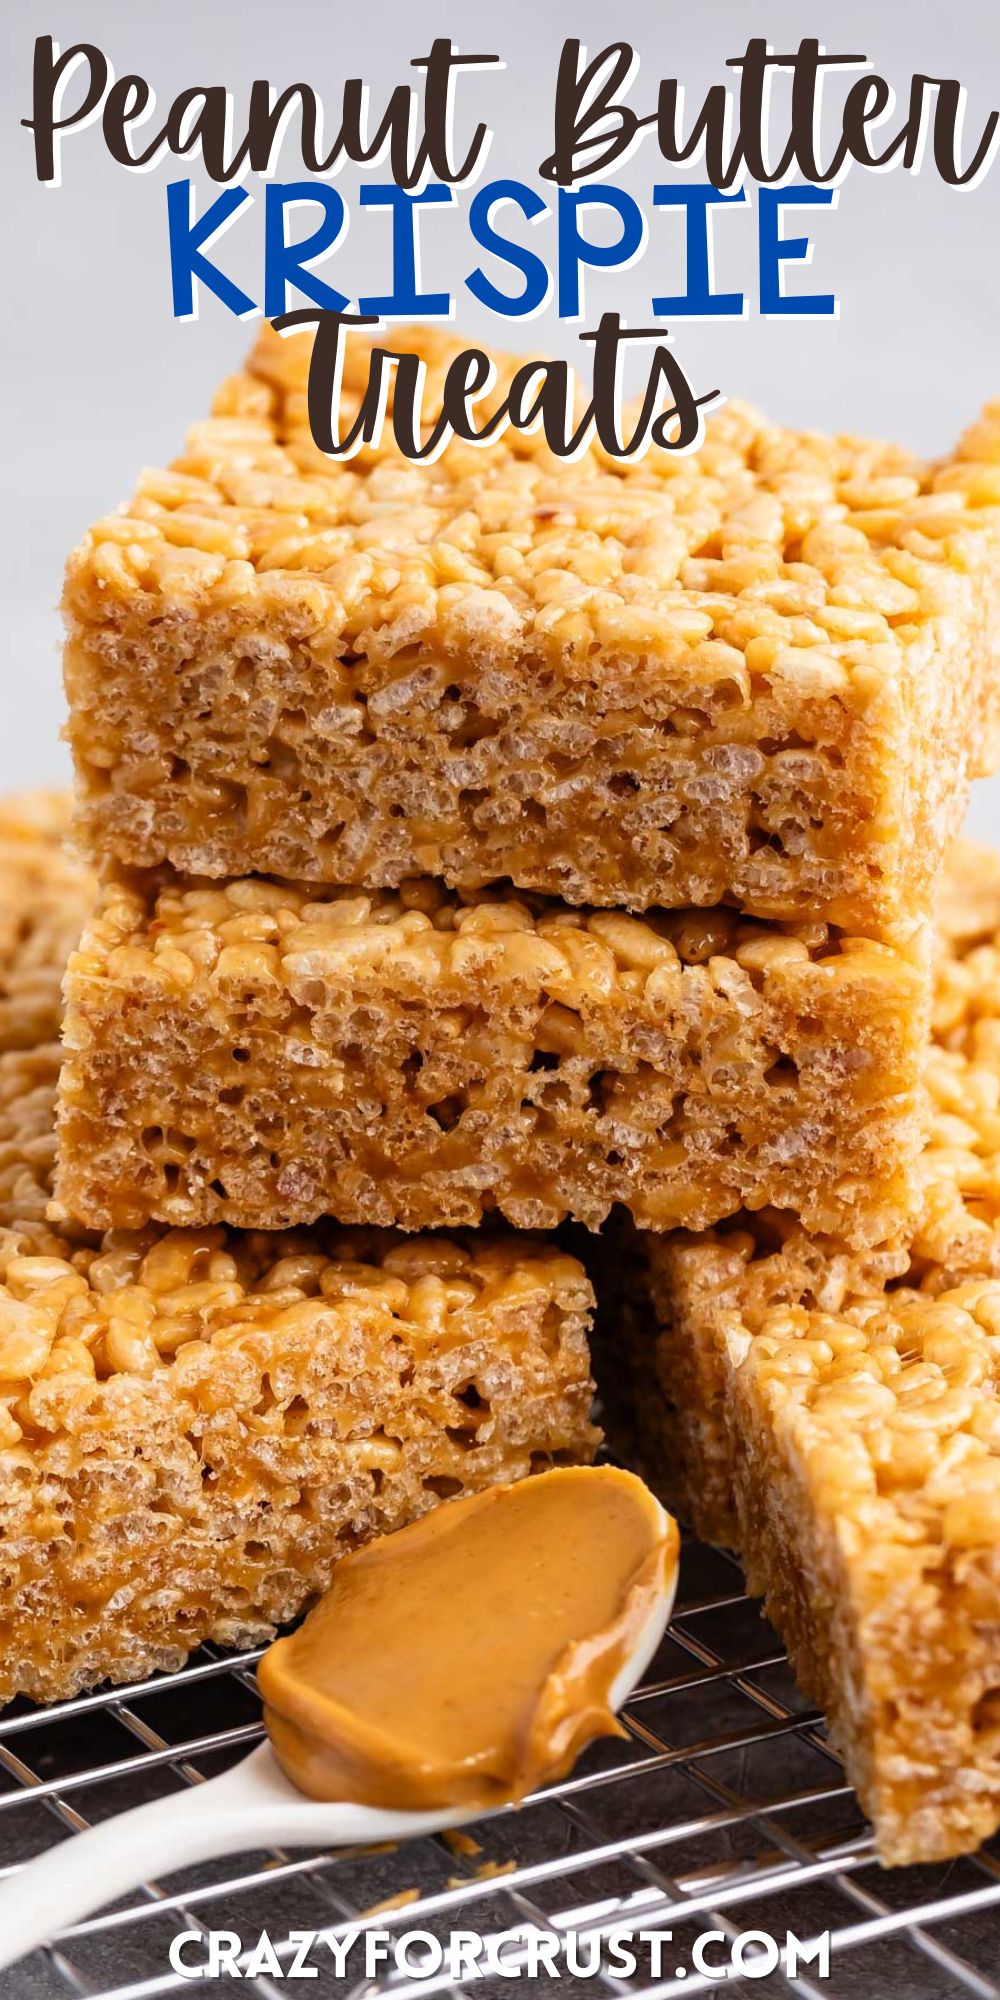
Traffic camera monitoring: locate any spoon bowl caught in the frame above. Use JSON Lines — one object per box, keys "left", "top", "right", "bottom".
{"left": 0, "top": 1501, "right": 677, "bottom": 1971}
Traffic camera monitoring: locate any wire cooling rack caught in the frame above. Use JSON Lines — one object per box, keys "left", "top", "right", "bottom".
{"left": 1, "top": 1535, "right": 998, "bottom": 2000}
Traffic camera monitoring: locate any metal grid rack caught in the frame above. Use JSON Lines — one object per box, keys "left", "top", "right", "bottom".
{"left": 1, "top": 1534, "right": 998, "bottom": 2000}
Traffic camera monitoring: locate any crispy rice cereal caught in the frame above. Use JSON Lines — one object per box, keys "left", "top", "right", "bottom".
{"left": 64, "top": 325, "right": 1000, "bottom": 939}
{"left": 55, "top": 872, "right": 928, "bottom": 1243}
{"left": 0, "top": 798, "right": 597, "bottom": 1704}
{"left": 604, "top": 840, "right": 1000, "bottom": 1863}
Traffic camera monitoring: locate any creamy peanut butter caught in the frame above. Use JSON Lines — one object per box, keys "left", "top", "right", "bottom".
{"left": 259, "top": 1467, "right": 679, "bottom": 1812}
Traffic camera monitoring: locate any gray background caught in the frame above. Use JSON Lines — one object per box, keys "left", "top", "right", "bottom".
{"left": 1, "top": 0, "right": 998, "bottom": 843}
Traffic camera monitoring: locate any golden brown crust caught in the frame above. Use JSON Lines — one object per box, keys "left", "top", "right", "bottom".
{"left": 55, "top": 872, "right": 928, "bottom": 1242}
{"left": 618, "top": 837, "right": 1000, "bottom": 1863}
{"left": 63, "top": 325, "right": 1000, "bottom": 936}
{"left": 0, "top": 797, "right": 598, "bottom": 1705}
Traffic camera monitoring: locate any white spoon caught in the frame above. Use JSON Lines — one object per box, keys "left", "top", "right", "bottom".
{"left": 0, "top": 1510, "right": 677, "bottom": 1971}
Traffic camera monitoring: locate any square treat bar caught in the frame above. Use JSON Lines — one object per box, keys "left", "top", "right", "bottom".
{"left": 0, "top": 798, "right": 597, "bottom": 1705}
{"left": 56, "top": 874, "right": 928, "bottom": 1243}
{"left": 63, "top": 325, "right": 1000, "bottom": 940}
{"left": 603, "top": 839, "right": 1000, "bottom": 1864}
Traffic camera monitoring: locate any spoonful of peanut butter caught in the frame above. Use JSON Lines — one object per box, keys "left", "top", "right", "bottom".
{"left": 0, "top": 1467, "right": 679, "bottom": 1972}
{"left": 259, "top": 1465, "right": 680, "bottom": 1811}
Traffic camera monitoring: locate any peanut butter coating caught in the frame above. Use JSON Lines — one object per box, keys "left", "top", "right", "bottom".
{"left": 259, "top": 1467, "right": 677, "bottom": 1812}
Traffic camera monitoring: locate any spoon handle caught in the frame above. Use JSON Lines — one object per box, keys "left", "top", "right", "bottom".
{"left": 0, "top": 1777, "right": 249, "bottom": 1972}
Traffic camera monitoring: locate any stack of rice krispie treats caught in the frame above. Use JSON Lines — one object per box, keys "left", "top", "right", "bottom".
{"left": 13, "top": 324, "right": 1000, "bottom": 1860}
{"left": 0, "top": 795, "right": 597, "bottom": 1704}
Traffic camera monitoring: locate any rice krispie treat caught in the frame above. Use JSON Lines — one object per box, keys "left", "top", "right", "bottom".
{"left": 0, "top": 800, "right": 598, "bottom": 1705}
{"left": 64, "top": 325, "right": 1000, "bottom": 940}
{"left": 55, "top": 872, "right": 929, "bottom": 1243}
{"left": 603, "top": 840, "right": 1000, "bottom": 1864}
{"left": 0, "top": 791, "right": 90, "bottom": 1053}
